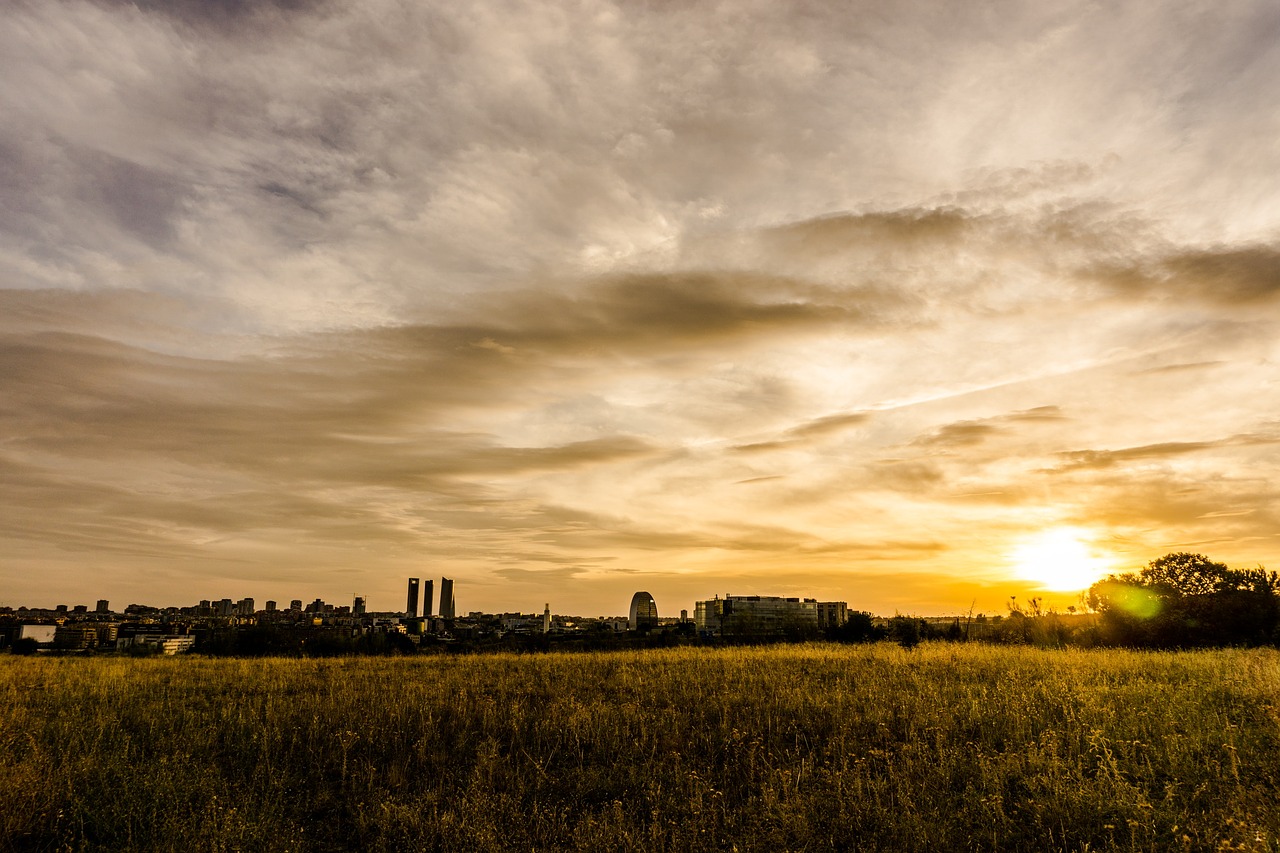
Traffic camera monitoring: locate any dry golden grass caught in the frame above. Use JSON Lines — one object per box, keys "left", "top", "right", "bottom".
{"left": 1, "top": 643, "right": 1278, "bottom": 851}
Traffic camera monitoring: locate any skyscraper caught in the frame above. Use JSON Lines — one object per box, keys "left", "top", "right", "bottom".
{"left": 439, "top": 577, "right": 455, "bottom": 620}
{"left": 422, "top": 578, "right": 434, "bottom": 618}
{"left": 353, "top": 595, "right": 366, "bottom": 616}
{"left": 406, "top": 578, "right": 420, "bottom": 618}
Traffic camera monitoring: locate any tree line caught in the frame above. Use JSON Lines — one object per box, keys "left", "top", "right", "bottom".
{"left": 1084, "top": 551, "right": 1280, "bottom": 647}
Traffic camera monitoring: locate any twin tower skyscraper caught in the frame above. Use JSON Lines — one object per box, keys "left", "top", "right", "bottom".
{"left": 406, "top": 577, "right": 455, "bottom": 620}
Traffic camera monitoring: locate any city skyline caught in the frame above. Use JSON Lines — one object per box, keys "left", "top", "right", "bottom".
{"left": 3, "top": 1, "right": 1280, "bottom": 617}
{"left": 7, "top": 584, "right": 853, "bottom": 625}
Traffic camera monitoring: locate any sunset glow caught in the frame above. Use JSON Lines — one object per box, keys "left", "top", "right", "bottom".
{"left": 2, "top": 1, "right": 1278, "bottom": 616}
{"left": 1010, "top": 528, "right": 1116, "bottom": 593}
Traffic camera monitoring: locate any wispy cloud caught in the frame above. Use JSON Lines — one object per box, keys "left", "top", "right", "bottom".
{"left": 1050, "top": 433, "right": 1280, "bottom": 472}
{"left": 3, "top": 0, "right": 1280, "bottom": 613}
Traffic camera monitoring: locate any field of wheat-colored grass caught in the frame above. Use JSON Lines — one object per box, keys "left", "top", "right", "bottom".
{"left": 1, "top": 643, "right": 1277, "bottom": 852}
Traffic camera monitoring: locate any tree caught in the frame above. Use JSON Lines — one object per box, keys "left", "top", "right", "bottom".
{"left": 887, "top": 615, "right": 922, "bottom": 649}
{"left": 1141, "top": 552, "right": 1232, "bottom": 596}
{"left": 829, "top": 611, "right": 881, "bottom": 643}
{"left": 1088, "top": 553, "right": 1280, "bottom": 647}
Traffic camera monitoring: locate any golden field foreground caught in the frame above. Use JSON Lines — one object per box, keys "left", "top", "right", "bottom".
{"left": 2, "top": 644, "right": 1278, "bottom": 852}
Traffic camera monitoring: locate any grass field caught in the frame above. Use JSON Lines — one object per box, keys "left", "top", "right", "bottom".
{"left": 2, "top": 643, "right": 1278, "bottom": 852}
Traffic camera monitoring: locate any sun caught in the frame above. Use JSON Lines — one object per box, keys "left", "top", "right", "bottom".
{"left": 1009, "top": 527, "right": 1114, "bottom": 592}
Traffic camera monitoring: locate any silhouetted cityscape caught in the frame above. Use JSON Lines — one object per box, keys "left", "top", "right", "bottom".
{"left": 0, "top": 576, "right": 857, "bottom": 655}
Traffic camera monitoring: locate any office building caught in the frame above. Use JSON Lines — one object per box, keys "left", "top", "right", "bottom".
{"left": 54, "top": 625, "right": 99, "bottom": 650}
{"left": 543, "top": 603, "right": 551, "bottom": 633}
{"left": 629, "top": 592, "right": 659, "bottom": 631}
{"left": 816, "top": 601, "right": 849, "bottom": 628}
{"left": 423, "top": 579, "right": 434, "bottom": 618}
{"left": 95, "top": 600, "right": 110, "bottom": 614}
{"left": 694, "top": 594, "right": 819, "bottom": 636}
{"left": 406, "top": 578, "right": 420, "bottom": 618}
{"left": 353, "top": 595, "right": 367, "bottom": 616}
{"left": 439, "top": 577, "right": 455, "bottom": 619}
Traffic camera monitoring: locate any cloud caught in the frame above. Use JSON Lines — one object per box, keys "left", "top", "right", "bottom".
{"left": 1005, "top": 406, "right": 1068, "bottom": 422}
{"left": 1071, "top": 473, "right": 1280, "bottom": 556}
{"left": 732, "top": 411, "right": 872, "bottom": 454}
{"left": 912, "top": 422, "right": 1000, "bottom": 449}
{"left": 1135, "top": 361, "right": 1224, "bottom": 375}
{"left": 97, "top": 0, "right": 328, "bottom": 31}
{"left": 4, "top": 0, "right": 1280, "bottom": 613}
{"left": 1094, "top": 245, "right": 1280, "bottom": 308}
{"left": 1049, "top": 432, "right": 1280, "bottom": 473}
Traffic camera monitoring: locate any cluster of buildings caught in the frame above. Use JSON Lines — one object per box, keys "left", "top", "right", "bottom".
{"left": 4, "top": 617, "right": 196, "bottom": 655}
{"left": 1, "top": 578, "right": 854, "bottom": 655}
{"left": 0, "top": 595, "right": 417, "bottom": 655}
{"left": 400, "top": 576, "right": 456, "bottom": 633}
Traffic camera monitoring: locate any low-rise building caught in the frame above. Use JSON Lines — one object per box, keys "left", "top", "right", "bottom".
{"left": 53, "top": 625, "right": 100, "bottom": 650}
{"left": 816, "top": 601, "right": 849, "bottom": 628}
{"left": 695, "top": 594, "right": 821, "bottom": 637}
{"left": 134, "top": 635, "right": 196, "bottom": 655}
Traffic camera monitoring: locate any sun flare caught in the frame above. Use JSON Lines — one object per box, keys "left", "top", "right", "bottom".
{"left": 1009, "top": 527, "right": 1114, "bottom": 592}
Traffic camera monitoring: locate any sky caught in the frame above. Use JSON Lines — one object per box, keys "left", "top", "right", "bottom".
{"left": 3, "top": 0, "right": 1280, "bottom": 617}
